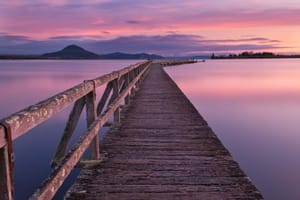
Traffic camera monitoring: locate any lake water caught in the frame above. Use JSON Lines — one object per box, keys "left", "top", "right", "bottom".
{"left": 165, "top": 59, "right": 300, "bottom": 200}
{"left": 0, "top": 59, "right": 299, "bottom": 199}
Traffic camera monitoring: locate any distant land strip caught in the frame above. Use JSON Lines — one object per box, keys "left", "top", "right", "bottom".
{"left": 211, "top": 51, "right": 300, "bottom": 59}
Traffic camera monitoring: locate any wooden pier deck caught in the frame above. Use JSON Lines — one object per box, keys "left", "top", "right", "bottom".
{"left": 66, "top": 63, "right": 263, "bottom": 199}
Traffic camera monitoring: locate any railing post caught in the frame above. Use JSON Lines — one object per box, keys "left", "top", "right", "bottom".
{"left": 112, "top": 77, "right": 120, "bottom": 123}
{"left": 124, "top": 73, "right": 130, "bottom": 105}
{"left": 129, "top": 71, "right": 135, "bottom": 97}
{"left": 135, "top": 65, "right": 142, "bottom": 88}
{"left": 0, "top": 145, "right": 13, "bottom": 200}
{"left": 85, "top": 82, "right": 100, "bottom": 160}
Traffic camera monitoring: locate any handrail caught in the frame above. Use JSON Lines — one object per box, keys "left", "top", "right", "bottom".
{"left": 0, "top": 60, "right": 152, "bottom": 200}
{"left": 0, "top": 60, "right": 149, "bottom": 148}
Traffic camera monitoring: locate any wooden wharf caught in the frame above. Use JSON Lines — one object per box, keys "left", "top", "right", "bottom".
{"left": 66, "top": 63, "right": 263, "bottom": 199}
{"left": 0, "top": 59, "right": 263, "bottom": 199}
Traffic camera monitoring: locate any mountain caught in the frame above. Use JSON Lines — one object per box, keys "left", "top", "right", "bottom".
{"left": 99, "top": 52, "right": 163, "bottom": 59}
{"left": 41, "top": 45, "right": 164, "bottom": 59}
{"left": 41, "top": 45, "right": 99, "bottom": 59}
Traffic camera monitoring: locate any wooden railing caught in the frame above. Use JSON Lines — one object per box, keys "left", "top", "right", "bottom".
{"left": 158, "top": 59, "right": 197, "bottom": 66}
{"left": 0, "top": 60, "right": 152, "bottom": 200}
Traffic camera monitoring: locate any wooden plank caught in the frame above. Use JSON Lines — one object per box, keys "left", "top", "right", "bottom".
{"left": 51, "top": 97, "right": 85, "bottom": 167}
{"left": 66, "top": 192, "right": 259, "bottom": 200}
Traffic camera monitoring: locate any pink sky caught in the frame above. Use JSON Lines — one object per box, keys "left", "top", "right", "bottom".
{"left": 1, "top": 0, "right": 300, "bottom": 55}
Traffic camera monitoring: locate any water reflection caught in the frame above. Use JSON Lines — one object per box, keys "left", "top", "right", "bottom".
{"left": 166, "top": 59, "right": 300, "bottom": 200}
{"left": 0, "top": 60, "right": 139, "bottom": 199}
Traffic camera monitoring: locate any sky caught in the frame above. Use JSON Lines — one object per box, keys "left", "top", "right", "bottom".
{"left": 1, "top": 0, "right": 300, "bottom": 56}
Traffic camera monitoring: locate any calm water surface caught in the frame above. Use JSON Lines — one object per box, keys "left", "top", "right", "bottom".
{"left": 0, "top": 59, "right": 299, "bottom": 199}
{"left": 166, "top": 59, "right": 300, "bottom": 200}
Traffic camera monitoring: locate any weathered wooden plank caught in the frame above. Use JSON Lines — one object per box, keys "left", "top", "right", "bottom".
{"left": 79, "top": 167, "right": 244, "bottom": 178}
{"left": 67, "top": 192, "right": 260, "bottom": 200}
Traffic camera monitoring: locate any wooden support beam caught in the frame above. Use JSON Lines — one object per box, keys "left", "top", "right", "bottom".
{"left": 129, "top": 70, "right": 136, "bottom": 97}
{"left": 0, "top": 126, "right": 5, "bottom": 148}
{"left": 125, "top": 73, "right": 130, "bottom": 105}
{"left": 119, "top": 76, "right": 127, "bottom": 94}
{"left": 0, "top": 145, "right": 13, "bottom": 200}
{"left": 112, "top": 78, "right": 120, "bottom": 123}
{"left": 118, "top": 75, "right": 127, "bottom": 94}
{"left": 96, "top": 82, "right": 113, "bottom": 116}
{"left": 86, "top": 86, "right": 100, "bottom": 160}
{"left": 51, "top": 97, "right": 85, "bottom": 167}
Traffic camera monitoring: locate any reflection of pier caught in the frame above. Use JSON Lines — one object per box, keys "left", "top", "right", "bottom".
{"left": 0, "top": 59, "right": 262, "bottom": 200}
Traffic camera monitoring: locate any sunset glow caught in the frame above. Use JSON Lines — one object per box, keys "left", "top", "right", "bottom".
{"left": 1, "top": 0, "right": 300, "bottom": 55}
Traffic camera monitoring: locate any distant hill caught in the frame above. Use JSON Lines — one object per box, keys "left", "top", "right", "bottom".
{"left": 41, "top": 45, "right": 99, "bottom": 59}
{"left": 99, "top": 52, "right": 163, "bottom": 60}
{"left": 40, "top": 45, "right": 164, "bottom": 60}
